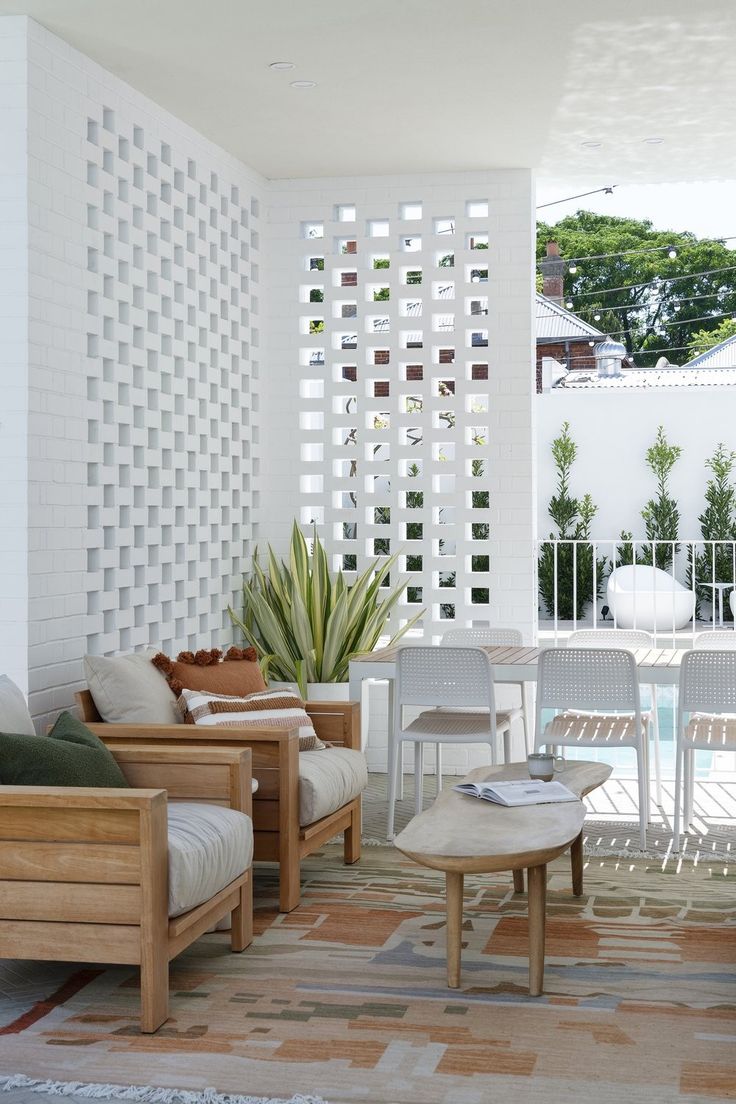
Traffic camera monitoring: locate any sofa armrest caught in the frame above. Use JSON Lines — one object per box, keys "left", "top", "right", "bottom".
{"left": 306, "top": 701, "right": 361, "bottom": 749}
{"left": 107, "top": 744, "right": 253, "bottom": 817}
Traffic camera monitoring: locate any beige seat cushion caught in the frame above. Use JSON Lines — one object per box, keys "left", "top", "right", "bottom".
{"left": 298, "top": 747, "right": 367, "bottom": 826}
{"left": 166, "top": 802, "right": 253, "bottom": 918}
{"left": 0, "top": 675, "right": 35, "bottom": 735}
{"left": 84, "top": 650, "right": 179, "bottom": 725}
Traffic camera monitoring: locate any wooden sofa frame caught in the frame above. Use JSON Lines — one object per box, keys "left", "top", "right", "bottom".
{"left": 0, "top": 743, "right": 253, "bottom": 1033}
{"left": 76, "top": 690, "right": 362, "bottom": 913}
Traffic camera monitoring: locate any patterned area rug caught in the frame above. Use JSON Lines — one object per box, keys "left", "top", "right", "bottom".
{"left": 1, "top": 845, "right": 735, "bottom": 1104}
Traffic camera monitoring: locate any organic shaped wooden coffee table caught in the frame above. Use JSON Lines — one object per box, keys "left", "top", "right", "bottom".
{"left": 394, "top": 760, "right": 611, "bottom": 995}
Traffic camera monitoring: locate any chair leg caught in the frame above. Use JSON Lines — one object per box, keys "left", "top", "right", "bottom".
{"left": 414, "top": 742, "right": 424, "bottom": 816}
{"left": 651, "top": 685, "right": 663, "bottom": 807}
{"left": 344, "top": 797, "right": 362, "bottom": 864}
{"left": 640, "top": 727, "right": 652, "bottom": 824}
{"left": 521, "top": 682, "right": 533, "bottom": 754}
{"left": 436, "top": 742, "right": 443, "bottom": 794}
{"left": 635, "top": 744, "right": 647, "bottom": 851}
{"left": 684, "top": 748, "right": 694, "bottom": 827}
{"left": 140, "top": 949, "right": 169, "bottom": 1034}
{"left": 387, "top": 733, "right": 400, "bottom": 840}
{"left": 673, "top": 742, "right": 683, "bottom": 853}
{"left": 231, "top": 873, "right": 252, "bottom": 952}
{"left": 502, "top": 726, "right": 512, "bottom": 764}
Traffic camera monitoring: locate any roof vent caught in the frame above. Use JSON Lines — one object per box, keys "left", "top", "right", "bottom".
{"left": 594, "top": 338, "right": 626, "bottom": 378}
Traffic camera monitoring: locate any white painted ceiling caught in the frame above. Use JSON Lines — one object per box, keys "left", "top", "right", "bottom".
{"left": 2, "top": 0, "right": 736, "bottom": 184}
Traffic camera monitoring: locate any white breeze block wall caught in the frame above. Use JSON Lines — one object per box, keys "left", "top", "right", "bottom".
{"left": 20, "top": 19, "right": 265, "bottom": 726}
{"left": 0, "top": 19, "right": 29, "bottom": 693}
{"left": 265, "top": 173, "right": 536, "bottom": 644}
{"left": 264, "top": 173, "right": 536, "bottom": 771}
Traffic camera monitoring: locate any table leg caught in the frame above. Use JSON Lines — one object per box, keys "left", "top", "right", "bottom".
{"left": 512, "top": 868, "right": 525, "bottom": 894}
{"left": 446, "top": 870, "right": 464, "bottom": 989}
{"left": 527, "top": 863, "right": 547, "bottom": 997}
{"left": 570, "top": 831, "right": 583, "bottom": 896}
{"left": 348, "top": 668, "right": 368, "bottom": 750}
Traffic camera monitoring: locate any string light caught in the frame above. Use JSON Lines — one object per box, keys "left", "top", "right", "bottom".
{"left": 538, "top": 233, "right": 736, "bottom": 268}
{"left": 552, "top": 262, "right": 736, "bottom": 301}
{"left": 571, "top": 288, "right": 733, "bottom": 318}
{"left": 536, "top": 185, "right": 617, "bottom": 210}
{"left": 568, "top": 263, "right": 578, "bottom": 274}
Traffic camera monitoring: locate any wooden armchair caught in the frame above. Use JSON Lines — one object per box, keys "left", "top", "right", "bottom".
{"left": 76, "top": 691, "right": 362, "bottom": 913}
{"left": 0, "top": 743, "right": 253, "bottom": 1033}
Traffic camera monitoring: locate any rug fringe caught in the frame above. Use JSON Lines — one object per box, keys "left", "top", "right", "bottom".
{"left": 0, "top": 1076, "right": 325, "bottom": 1104}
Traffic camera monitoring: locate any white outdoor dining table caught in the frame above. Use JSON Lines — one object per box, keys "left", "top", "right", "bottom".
{"left": 348, "top": 643, "right": 684, "bottom": 748}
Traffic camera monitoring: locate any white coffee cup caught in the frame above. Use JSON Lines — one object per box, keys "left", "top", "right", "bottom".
{"left": 527, "top": 752, "right": 564, "bottom": 782}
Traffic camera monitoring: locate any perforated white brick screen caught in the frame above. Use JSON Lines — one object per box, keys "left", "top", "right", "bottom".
{"left": 266, "top": 175, "right": 536, "bottom": 645}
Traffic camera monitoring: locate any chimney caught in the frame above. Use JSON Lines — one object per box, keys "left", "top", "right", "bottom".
{"left": 539, "top": 241, "right": 565, "bottom": 306}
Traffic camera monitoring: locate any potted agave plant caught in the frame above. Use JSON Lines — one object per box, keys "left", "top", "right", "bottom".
{"left": 228, "top": 521, "right": 422, "bottom": 699}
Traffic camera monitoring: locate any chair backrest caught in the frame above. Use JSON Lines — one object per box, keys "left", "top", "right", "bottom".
{"left": 693, "top": 630, "right": 736, "bottom": 650}
{"left": 568, "top": 629, "right": 652, "bottom": 651}
{"left": 395, "top": 646, "right": 496, "bottom": 711}
{"left": 678, "top": 649, "right": 736, "bottom": 715}
{"left": 441, "top": 627, "right": 523, "bottom": 648}
{"left": 536, "top": 647, "right": 640, "bottom": 715}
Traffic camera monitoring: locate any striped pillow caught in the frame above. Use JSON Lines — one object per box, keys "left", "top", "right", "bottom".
{"left": 177, "top": 688, "right": 326, "bottom": 751}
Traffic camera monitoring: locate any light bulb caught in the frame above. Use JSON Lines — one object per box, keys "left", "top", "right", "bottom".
{"left": 668, "top": 247, "right": 677, "bottom": 259}
{"left": 594, "top": 312, "right": 601, "bottom": 321}
{"left": 569, "top": 263, "right": 578, "bottom": 274}
{"left": 565, "top": 300, "right": 573, "bottom": 309}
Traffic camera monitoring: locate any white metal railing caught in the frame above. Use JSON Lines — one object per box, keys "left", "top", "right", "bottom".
{"left": 536, "top": 538, "right": 736, "bottom": 646}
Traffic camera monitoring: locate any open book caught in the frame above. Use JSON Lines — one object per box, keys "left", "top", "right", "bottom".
{"left": 453, "top": 779, "right": 578, "bottom": 807}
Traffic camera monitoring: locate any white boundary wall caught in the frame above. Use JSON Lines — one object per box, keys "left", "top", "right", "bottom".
{"left": 537, "top": 388, "right": 736, "bottom": 542}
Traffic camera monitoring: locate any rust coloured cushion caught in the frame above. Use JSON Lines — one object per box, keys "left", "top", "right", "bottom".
{"left": 152, "top": 646, "right": 267, "bottom": 697}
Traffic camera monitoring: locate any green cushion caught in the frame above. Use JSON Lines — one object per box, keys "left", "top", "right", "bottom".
{"left": 0, "top": 711, "right": 130, "bottom": 788}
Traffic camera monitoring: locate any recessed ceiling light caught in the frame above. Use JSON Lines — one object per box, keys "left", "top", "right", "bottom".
{"left": 581, "top": 140, "right": 602, "bottom": 149}
{"left": 269, "top": 61, "right": 295, "bottom": 70}
{"left": 290, "top": 80, "right": 317, "bottom": 89}
{"left": 643, "top": 137, "right": 664, "bottom": 145}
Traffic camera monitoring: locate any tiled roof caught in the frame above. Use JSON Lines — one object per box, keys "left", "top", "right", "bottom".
{"left": 554, "top": 366, "right": 736, "bottom": 390}
{"left": 536, "top": 295, "right": 604, "bottom": 341}
{"left": 683, "top": 333, "right": 736, "bottom": 369}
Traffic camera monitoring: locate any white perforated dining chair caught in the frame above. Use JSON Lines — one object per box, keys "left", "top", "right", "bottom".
{"left": 673, "top": 649, "right": 736, "bottom": 852}
{"left": 387, "top": 647, "right": 512, "bottom": 839}
{"left": 568, "top": 629, "right": 661, "bottom": 805}
{"left": 694, "top": 630, "right": 736, "bottom": 649}
{"left": 441, "top": 628, "right": 531, "bottom": 755}
{"left": 535, "top": 647, "right": 649, "bottom": 850}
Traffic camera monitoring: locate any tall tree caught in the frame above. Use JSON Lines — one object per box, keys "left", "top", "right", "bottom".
{"left": 687, "top": 317, "right": 736, "bottom": 358}
{"left": 537, "top": 211, "right": 736, "bottom": 367}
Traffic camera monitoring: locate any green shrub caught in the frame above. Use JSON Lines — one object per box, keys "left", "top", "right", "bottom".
{"left": 538, "top": 422, "right": 606, "bottom": 620}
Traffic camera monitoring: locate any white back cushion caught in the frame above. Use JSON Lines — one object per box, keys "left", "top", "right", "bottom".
{"left": 0, "top": 675, "right": 35, "bottom": 735}
{"left": 84, "top": 649, "right": 179, "bottom": 725}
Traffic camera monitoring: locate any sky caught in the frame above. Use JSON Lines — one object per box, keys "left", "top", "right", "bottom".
{"left": 535, "top": 180, "right": 736, "bottom": 246}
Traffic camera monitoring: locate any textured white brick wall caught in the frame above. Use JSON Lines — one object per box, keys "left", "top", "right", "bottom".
{"left": 10, "top": 18, "right": 266, "bottom": 726}
{"left": 0, "top": 19, "right": 29, "bottom": 693}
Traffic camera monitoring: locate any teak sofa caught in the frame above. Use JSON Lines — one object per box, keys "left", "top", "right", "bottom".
{"left": 76, "top": 690, "right": 362, "bottom": 912}
{"left": 0, "top": 742, "right": 253, "bottom": 1033}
